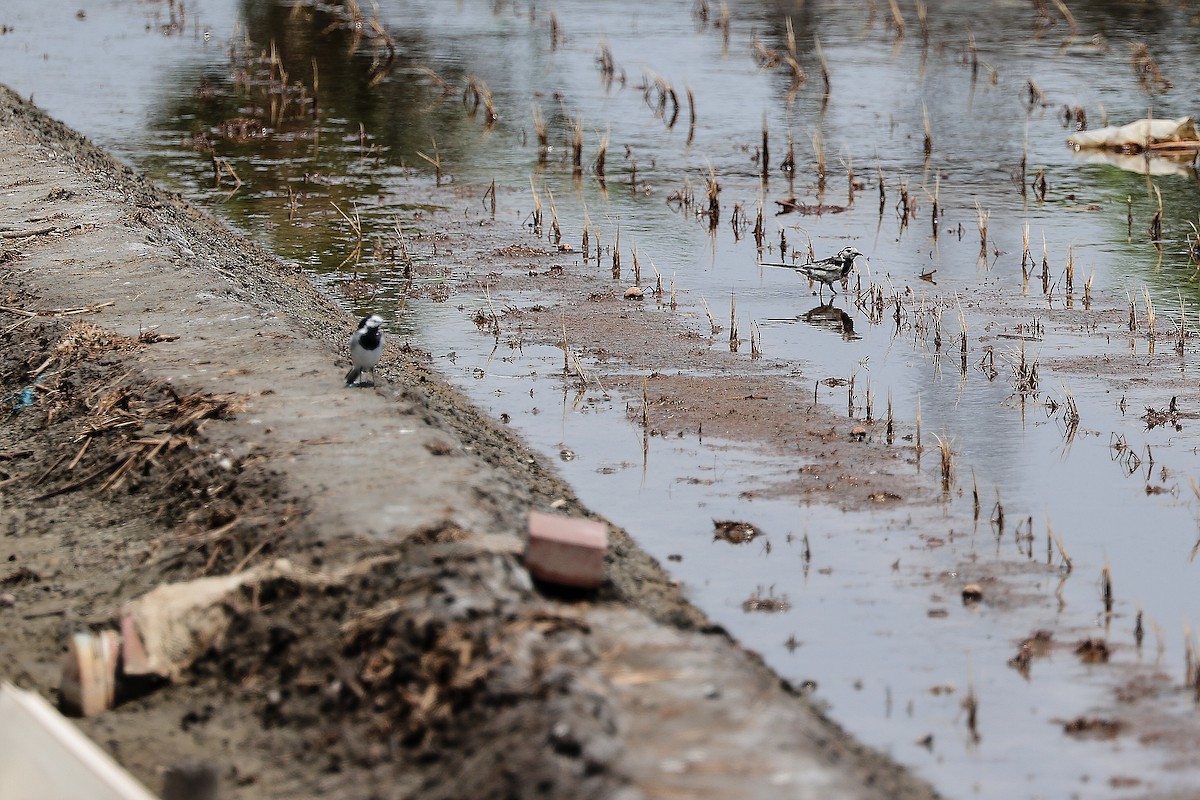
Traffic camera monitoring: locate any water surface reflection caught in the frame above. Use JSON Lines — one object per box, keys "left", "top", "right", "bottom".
{"left": 3, "top": 0, "right": 1200, "bottom": 796}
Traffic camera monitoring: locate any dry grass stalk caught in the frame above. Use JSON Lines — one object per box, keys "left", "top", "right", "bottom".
{"left": 612, "top": 222, "right": 621, "bottom": 280}
{"left": 971, "top": 469, "right": 980, "bottom": 520}
{"left": 1011, "top": 340, "right": 1039, "bottom": 395}
{"left": 546, "top": 188, "right": 561, "bottom": 245}
{"left": 922, "top": 103, "right": 932, "bottom": 157}
{"left": 1047, "top": 518, "right": 1072, "bottom": 572}
{"left": 597, "top": 37, "right": 615, "bottom": 84}
{"left": 783, "top": 57, "right": 806, "bottom": 98}
{"left": 1033, "top": 168, "right": 1047, "bottom": 201}
{"left": 887, "top": 0, "right": 905, "bottom": 37}
{"left": 1176, "top": 294, "right": 1188, "bottom": 355}
{"left": 1102, "top": 564, "right": 1113, "bottom": 615}
{"left": 532, "top": 105, "right": 548, "bottom": 162}
{"left": 529, "top": 177, "right": 543, "bottom": 236}
{"left": 311, "top": 56, "right": 320, "bottom": 119}
{"left": 210, "top": 156, "right": 243, "bottom": 197}
{"left": 582, "top": 213, "right": 591, "bottom": 266}
{"left": 1061, "top": 385, "right": 1080, "bottom": 442}
{"left": 1131, "top": 43, "right": 1173, "bottom": 94}
{"left": 729, "top": 203, "right": 744, "bottom": 240}
{"left": 1051, "top": 0, "right": 1078, "bottom": 35}
{"left": 330, "top": 201, "right": 364, "bottom": 271}
{"left": 975, "top": 201, "right": 989, "bottom": 254}
{"left": 750, "top": 321, "right": 762, "bottom": 360}
{"left": 700, "top": 296, "right": 720, "bottom": 335}
{"left": 391, "top": 216, "right": 414, "bottom": 277}
{"left": 729, "top": 293, "right": 739, "bottom": 353}
{"left": 753, "top": 198, "right": 765, "bottom": 250}
{"left": 967, "top": 28, "right": 979, "bottom": 79}
{"left": 915, "top": 0, "right": 929, "bottom": 40}
{"left": 464, "top": 75, "right": 497, "bottom": 128}
{"left": 415, "top": 138, "right": 443, "bottom": 186}
{"left": 716, "top": 2, "right": 731, "bottom": 52}
{"left": 1149, "top": 184, "right": 1163, "bottom": 244}
{"left": 752, "top": 32, "right": 781, "bottom": 69}
{"left": 649, "top": 257, "right": 663, "bottom": 301}
{"left": 571, "top": 116, "right": 584, "bottom": 174}
{"left": 812, "top": 130, "right": 827, "bottom": 187}
{"left": 915, "top": 394, "right": 922, "bottom": 457}
{"left": 962, "top": 684, "right": 979, "bottom": 743}
{"left": 930, "top": 175, "right": 940, "bottom": 239}
{"left": 1026, "top": 78, "right": 1046, "bottom": 108}
{"left": 686, "top": 84, "right": 697, "bottom": 145}
{"left": 1041, "top": 235, "right": 1050, "bottom": 293}
{"left": 641, "top": 375, "right": 649, "bottom": 429}
{"left": 814, "top": 35, "right": 831, "bottom": 95}
{"left": 1065, "top": 245, "right": 1074, "bottom": 297}
{"left": 886, "top": 392, "right": 894, "bottom": 445}
{"left": 705, "top": 164, "right": 721, "bottom": 230}
{"left": 479, "top": 177, "right": 495, "bottom": 220}
{"left": 877, "top": 162, "right": 886, "bottom": 217}
{"left": 1144, "top": 288, "right": 1156, "bottom": 338}
{"left": 1021, "top": 223, "right": 1031, "bottom": 282}
{"left": 1020, "top": 136, "right": 1028, "bottom": 199}
{"left": 761, "top": 115, "right": 770, "bottom": 179}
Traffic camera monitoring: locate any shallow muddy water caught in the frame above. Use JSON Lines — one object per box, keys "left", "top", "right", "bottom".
{"left": 5, "top": 0, "right": 1200, "bottom": 796}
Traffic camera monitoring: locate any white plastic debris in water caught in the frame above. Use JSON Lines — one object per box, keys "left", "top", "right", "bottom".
{"left": 1068, "top": 116, "right": 1198, "bottom": 150}
{"left": 0, "top": 682, "right": 158, "bottom": 800}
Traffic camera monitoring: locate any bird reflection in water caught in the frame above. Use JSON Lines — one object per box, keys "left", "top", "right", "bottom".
{"left": 801, "top": 302, "right": 858, "bottom": 340}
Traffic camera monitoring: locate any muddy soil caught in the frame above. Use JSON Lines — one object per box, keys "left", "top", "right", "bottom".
{"left": 0, "top": 87, "right": 943, "bottom": 798}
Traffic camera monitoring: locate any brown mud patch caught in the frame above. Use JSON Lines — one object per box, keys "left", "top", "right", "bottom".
{"left": 465, "top": 243, "right": 934, "bottom": 511}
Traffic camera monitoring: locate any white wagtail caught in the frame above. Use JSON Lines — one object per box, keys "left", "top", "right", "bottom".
{"left": 345, "top": 314, "right": 384, "bottom": 386}
{"left": 762, "top": 246, "right": 865, "bottom": 301}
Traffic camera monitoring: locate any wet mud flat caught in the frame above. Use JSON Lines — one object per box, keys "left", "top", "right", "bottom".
{"left": 0, "top": 88, "right": 944, "bottom": 798}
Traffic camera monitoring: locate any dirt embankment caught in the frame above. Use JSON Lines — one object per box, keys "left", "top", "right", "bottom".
{"left": 0, "top": 85, "right": 940, "bottom": 799}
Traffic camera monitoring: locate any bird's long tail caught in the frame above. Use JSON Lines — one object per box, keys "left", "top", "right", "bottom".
{"left": 345, "top": 366, "right": 362, "bottom": 386}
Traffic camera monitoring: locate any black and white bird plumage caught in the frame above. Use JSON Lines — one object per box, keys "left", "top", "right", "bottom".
{"left": 345, "top": 314, "right": 384, "bottom": 386}
{"left": 763, "top": 246, "right": 865, "bottom": 301}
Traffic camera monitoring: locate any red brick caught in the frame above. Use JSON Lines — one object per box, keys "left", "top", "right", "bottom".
{"left": 525, "top": 510, "right": 608, "bottom": 589}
